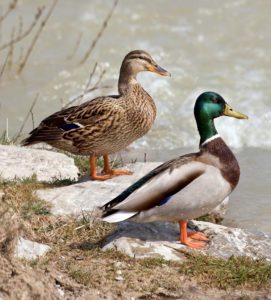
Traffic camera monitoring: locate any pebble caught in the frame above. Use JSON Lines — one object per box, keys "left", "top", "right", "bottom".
{"left": 114, "top": 261, "right": 123, "bottom": 268}
{"left": 115, "top": 276, "right": 124, "bottom": 281}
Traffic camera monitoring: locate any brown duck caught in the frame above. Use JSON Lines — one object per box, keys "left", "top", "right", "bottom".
{"left": 21, "top": 50, "right": 170, "bottom": 180}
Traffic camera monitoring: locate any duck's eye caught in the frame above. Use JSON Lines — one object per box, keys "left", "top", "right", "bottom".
{"left": 138, "top": 56, "right": 148, "bottom": 61}
{"left": 137, "top": 56, "right": 152, "bottom": 64}
{"left": 210, "top": 97, "right": 218, "bottom": 103}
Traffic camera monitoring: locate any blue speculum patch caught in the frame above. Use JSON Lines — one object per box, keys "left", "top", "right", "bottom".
{"left": 158, "top": 195, "right": 172, "bottom": 206}
{"left": 60, "top": 123, "right": 80, "bottom": 131}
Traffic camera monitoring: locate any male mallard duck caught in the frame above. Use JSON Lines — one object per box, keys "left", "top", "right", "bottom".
{"left": 21, "top": 50, "right": 170, "bottom": 180}
{"left": 102, "top": 92, "right": 248, "bottom": 250}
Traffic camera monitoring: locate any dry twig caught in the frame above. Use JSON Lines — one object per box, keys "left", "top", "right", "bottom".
{"left": 86, "top": 62, "right": 98, "bottom": 87}
{"left": 80, "top": 0, "right": 119, "bottom": 64}
{"left": 77, "top": 62, "right": 98, "bottom": 105}
{"left": 14, "top": 93, "right": 39, "bottom": 143}
{"left": 67, "top": 31, "right": 83, "bottom": 59}
{"left": 17, "top": 0, "right": 58, "bottom": 74}
{"left": 17, "top": 46, "right": 24, "bottom": 65}
{"left": 0, "top": 0, "right": 18, "bottom": 24}
{"left": 5, "top": 118, "right": 10, "bottom": 143}
{"left": 0, "top": 7, "right": 44, "bottom": 52}
{"left": 6, "top": 27, "right": 15, "bottom": 71}
{"left": 61, "top": 63, "right": 110, "bottom": 109}
{"left": 0, "top": 51, "right": 10, "bottom": 82}
{"left": 17, "top": 15, "right": 23, "bottom": 37}
{"left": 61, "top": 83, "right": 111, "bottom": 110}
{"left": 95, "top": 68, "right": 107, "bottom": 88}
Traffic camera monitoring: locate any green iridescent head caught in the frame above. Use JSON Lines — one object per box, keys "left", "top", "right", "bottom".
{"left": 194, "top": 91, "right": 248, "bottom": 145}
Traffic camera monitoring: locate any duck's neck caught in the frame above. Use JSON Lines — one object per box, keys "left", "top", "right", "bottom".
{"left": 118, "top": 64, "right": 139, "bottom": 95}
{"left": 197, "top": 117, "right": 218, "bottom": 146}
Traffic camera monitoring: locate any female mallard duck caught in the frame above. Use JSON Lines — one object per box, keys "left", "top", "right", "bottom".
{"left": 21, "top": 50, "right": 170, "bottom": 180}
{"left": 102, "top": 92, "right": 248, "bottom": 250}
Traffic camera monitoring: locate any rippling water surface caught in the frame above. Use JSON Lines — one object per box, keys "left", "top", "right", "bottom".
{"left": 0, "top": 0, "right": 270, "bottom": 232}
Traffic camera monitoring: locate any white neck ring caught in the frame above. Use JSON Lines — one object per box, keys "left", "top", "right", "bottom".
{"left": 201, "top": 134, "right": 221, "bottom": 146}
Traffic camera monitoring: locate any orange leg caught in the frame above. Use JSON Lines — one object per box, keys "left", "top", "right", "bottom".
{"left": 90, "top": 156, "right": 116, "bottom": 181}
{"left": 89, "top": 155, "right": 132, "bottom": 181}
{"left": 102, "top": 155, "right": 132, "bottom": 176}
{"left": 179, "top": 220, "right": 208, "bottom": 250}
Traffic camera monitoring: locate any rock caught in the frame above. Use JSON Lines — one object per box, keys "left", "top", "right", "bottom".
{"left": 103, "top": 221, "right": 271, "bottom": 262}
{"left": 194, "top": 221, "right": 271, "bottom": 261}
{"left": 36, "top": 162, "right": 160, "bottom": 216}
{"left": 16, "top": 237, "right": 51, "bottom": 260}
{"left": 0, "top": 145, "right": 79, "bottom": 182}
{"left": 115, "top": 276, "right": 124, "bottom": 281}
{"left": 103, "top": 222, "right": 186, "bottom": 261}
{"left": 36, "top": 162, "right": 228, "bottom": 219}
{"left": 55, "top": 284, "right": 65, "bottom": 297}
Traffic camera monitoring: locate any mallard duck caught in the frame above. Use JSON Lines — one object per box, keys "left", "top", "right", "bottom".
{"left": 102, "top": 91, "right": 248, "bottom": 250}
{"left": 21, "top": 50, "right": 170, "bottom": 180}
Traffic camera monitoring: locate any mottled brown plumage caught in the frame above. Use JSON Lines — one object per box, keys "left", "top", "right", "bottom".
{"left": 21, "top": 50, "right": 170, "bottom": 180}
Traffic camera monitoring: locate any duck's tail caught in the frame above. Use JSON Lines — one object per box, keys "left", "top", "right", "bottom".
{"left": 21, "top": 126, "right": 63, "bottom": 146}
{"left": 102, "top": 210, "right": 138, "bottom": 223}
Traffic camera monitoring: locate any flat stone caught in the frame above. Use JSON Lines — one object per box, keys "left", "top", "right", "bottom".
{"left": 16, "top": 237, "right": 51, "bottom": 260}
{"left": 36, "top": 162, "right": 160, "bottom": 216}
{"left": 194, "top": 221, "right": 271, "bottom": 261}
{"left": 36, "top": 162, "right": 228, "bottom": 219}
{"left": 103, "top": 222, "right": 186, "bottom": 261}
{"left": 0, "top": 145, "right": 79, "bottom": 182}
{"left": 103, "top": 221, "right": 271, "bottom": 262}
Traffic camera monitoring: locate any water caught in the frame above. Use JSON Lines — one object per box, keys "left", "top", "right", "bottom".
{"left": 0, "top": 0, "right": 270, "bottom": 232}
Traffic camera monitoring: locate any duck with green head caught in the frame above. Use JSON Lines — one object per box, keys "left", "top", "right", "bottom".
{"left": 102, "top": 91, "right": 248, "bottom": 250}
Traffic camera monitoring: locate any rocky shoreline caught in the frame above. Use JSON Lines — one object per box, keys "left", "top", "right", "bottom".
{"left": 1, "top": 144, "right": 271, "bottom": 263}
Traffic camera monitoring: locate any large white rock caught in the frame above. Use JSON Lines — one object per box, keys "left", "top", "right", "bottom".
{"left": 36, "top": 162, "right": 160, "bottom": 216}
{"left": 103, "top": 221, "right": 271, "bottom": 262}
{"left": 0, "top": 145, "right": 79, "bottom": 182}
{"left": 16, "top": 237, "right": 51, "bottom": 260}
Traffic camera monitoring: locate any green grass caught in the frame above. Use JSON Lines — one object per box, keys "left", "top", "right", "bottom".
{"left": 20, "top": 199, "right": 50, "bottom": 219}
{"left": 179, "top": 251, "right": 271, "bottom": 289}
{"left": 0, "top": 176, "right": 74, "bottom": 220}
{"left": 196, "top": 214, "right": 223, "bottom": 224}
{"left": 73, "top": 155, "right": 91, "bottom": 174}
{"left": 0, "top": 131, "right": 15, "bottom": 145}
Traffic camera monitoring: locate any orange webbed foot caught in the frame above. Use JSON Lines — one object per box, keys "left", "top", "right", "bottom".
{"left": 187, "top": 231, "right": 209, "bottom": 241}
{"left": 101, "top": 155, "right": 132, "bottom": 177}
{"left": 182, "top": 237, "right": 207, "bottom": 250}
{"left": 91, "top": 173, "right": 117, "bottom": 181}
{"left": 179, "top": 220, "right": 209, "bottom": 250}
{"left": 103, "top": 169, "right": 132, "bottom": 176}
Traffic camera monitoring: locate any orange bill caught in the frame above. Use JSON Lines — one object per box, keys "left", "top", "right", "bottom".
{"left": 148, "top": 64, "right": 171, "bottom": 76}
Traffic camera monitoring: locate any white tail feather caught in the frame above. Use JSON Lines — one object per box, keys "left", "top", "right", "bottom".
{"left": 102, "top": 210, "right": 137, "bottom": 223}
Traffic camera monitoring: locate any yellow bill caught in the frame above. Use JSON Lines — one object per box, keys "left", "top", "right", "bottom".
{"left": 223, "top": 103, "right": 248, "bottom": 119}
